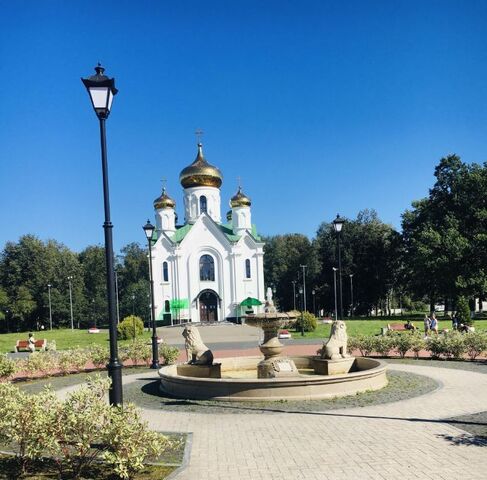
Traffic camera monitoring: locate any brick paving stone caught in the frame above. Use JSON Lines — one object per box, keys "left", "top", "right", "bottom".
{"left": 55, "top": 362, "right": 487, "bottom": 480}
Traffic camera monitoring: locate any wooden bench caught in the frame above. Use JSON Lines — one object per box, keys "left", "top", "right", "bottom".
{"left": 15, "top": 339, "right": 47, "bottom": 352}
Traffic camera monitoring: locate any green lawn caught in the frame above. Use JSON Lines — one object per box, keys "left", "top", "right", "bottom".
{"left": 292, "top": 319, "right": 487, "bottom": 339}
{"left": 0, "top": 328, "right": 155, "bottom": 353}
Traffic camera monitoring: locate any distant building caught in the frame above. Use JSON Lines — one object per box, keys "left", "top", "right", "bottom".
{"left": 151, "top": 143, "right": 265, "bottom": 323}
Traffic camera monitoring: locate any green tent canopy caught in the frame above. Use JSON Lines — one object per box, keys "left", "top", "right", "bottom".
{"left": 240, "top": 297, "right": 262, "bottom": 307}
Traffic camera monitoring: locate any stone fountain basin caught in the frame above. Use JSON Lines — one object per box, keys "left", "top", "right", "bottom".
{"left": 159, "top": 356, "right": 387, "bottom": 402}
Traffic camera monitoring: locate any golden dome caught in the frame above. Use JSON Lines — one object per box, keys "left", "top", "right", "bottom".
{"left": 179, "top": 143, "right": 223, "bottom": 189}
{"left": 230, "top": 187, "right": 251, "bottom": 208}
{"left": 153, "top": 188, "right": 175, "bottom": 209}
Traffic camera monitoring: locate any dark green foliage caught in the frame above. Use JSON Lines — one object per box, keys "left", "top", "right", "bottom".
{"left": 295, "top": 311, "right": 317, "bottom": 332}
{"left": 456, "top": 296, "right": 472, "bottom": 326}
{"left": 118, "top": 315, "right": 144, "bottom": 340}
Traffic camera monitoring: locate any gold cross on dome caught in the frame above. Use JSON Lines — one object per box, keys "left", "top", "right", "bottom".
{"left": 237, "top": 176, "right": 242, "bottom": 189}
{"left": 160, "top": 178, "right": 167, "bottom": 192}
{"left": 195, "top": 129, "right": 204, "bottom": 143}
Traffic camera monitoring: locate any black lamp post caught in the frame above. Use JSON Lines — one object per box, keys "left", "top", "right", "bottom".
{"left": 333, "top": 214, "right": 345, "bottom": 320}
{"left": 349, "top": 274, "right": 354, "bottom": 317}
{"left": 47, "top": 283, "right": 53, "bottom": 330}
{"left": 312, "top": 289, "right": 316, "bottom": 317}
{"left": 143, "top": 220, "right": 159, "bottom": 369}
{"left": 291, "top": 280, "right": 297, "bottom": 311}
{"left": 299, "top": 286, "right": 304, "bottom": 336}
{"left": 81, "top": 64, "right": 122, "bottom": 406}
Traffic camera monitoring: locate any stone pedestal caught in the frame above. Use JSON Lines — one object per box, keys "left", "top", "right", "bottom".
{"left": 177, "top": 363, "right": 222, "bottom": 378}
{"left": 257, "top": 357, "right": 299, "bottom": 378}
{"left": 312, "top": 357, "right": 355, "bottom": 375}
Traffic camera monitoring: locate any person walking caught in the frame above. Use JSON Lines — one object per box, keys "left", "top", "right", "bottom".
{"left": 430, "top": 313, "right": 439, "bottom": 335}
{"left": 423, "top": 314, "right": 430, "bottom": 336}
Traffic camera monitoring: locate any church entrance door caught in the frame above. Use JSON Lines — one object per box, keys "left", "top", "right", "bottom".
{"left": 199, "top": 291, "right": 218, "bottom": 322}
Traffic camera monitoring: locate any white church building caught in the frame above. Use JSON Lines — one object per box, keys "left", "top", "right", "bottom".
{"left": 150, "top": 142, "right": 265, "bottom": 323}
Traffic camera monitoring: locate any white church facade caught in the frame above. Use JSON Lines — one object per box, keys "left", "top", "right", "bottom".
{"left": 150, "top": 142, "right": 265, "bottom": 323}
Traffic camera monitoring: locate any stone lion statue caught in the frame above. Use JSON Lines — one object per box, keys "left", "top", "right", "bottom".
{"left": 182, "top": 325, "right": 214, "bottom": 365}
{"left": 321, "top": 320, "right": 349, "bottom": 360}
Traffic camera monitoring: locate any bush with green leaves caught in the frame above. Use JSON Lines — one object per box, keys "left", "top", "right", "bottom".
{"left": 426, "top": 335, "right": 444, "bottom": 359}
{"left": 373, "top": 335, "right": 395, "bottom": 357}
{"left": 456, "top": 296, "right": 473, "bottom": 326}
{"left": 0, "top": 382, "right": 58, "bottom": 472}
{"left": 160, "top": 343, "right": 180, "bottom": 365}
{"left": 17, "top": 352, "right": 58, "bottom": 377}
{"left": 393, "top": 333, "right": 415, "bottom": 358}
{"left": 88, "top": 344, "right": 110, "bottom": 368}
{"left": 295, "top": 311, "right": 318, "bottom": 332}
{"left": 354, "top": 335, "right": 376, "bottom": 356}
{"left": 122, "top": 338, "right": 152, "bottom": 367}
{"left": 346, "top": 336, "right": 361, "bottom": 355}
{"left": 442, "top": 332, "right": 466, "bottom": 359}
{"left": 118, "top": 315, "right": 144, "bottom": 340}
{"left": 101, "top": 402, "right": 171, "bottom": 479}
{"left": 464, "top": 331, "right": 487, "bottom": 360}
{"left": 410, "top": 334, "right": 426, "bottom": 359}
{"left": 0, "top": 354, "right": 17, "bottom": 380}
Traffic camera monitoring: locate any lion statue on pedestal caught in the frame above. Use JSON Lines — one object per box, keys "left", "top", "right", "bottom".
{"left": 182, "top": 325, "right": 214, "bottom": 365}
{"left": 321, "top": 320, "right": 349, "bottom": 360}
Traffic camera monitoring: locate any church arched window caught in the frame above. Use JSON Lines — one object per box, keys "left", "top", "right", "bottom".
{"left": 245, "top": 259, "right": 251, "bottom": 279}
{"left": 200, "top": 254, "right": 215, "bottom": 281}
{"left": 162, "top": 261, "right": 169, "bottom": 282}
{"left": 164, "top": 300, "right": 170, "bottom": 312}
{"left": 200, "top": 196, "right": 207, "bottom": 214}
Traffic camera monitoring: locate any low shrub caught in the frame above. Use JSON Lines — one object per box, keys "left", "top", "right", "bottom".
{"left": 0, "top": 382, "right": 58, "bottom": 472}
{"left": 346, "top": 336, "right": 361, "bottom": 355}
{"left": 118, "top": 315, "right": 144, "bottom": 340}
{"left": 373, "top": 335, "right": 395, "bottom": 357}
{"left": 442, "top": 332, "right": 466, "bottom": 359}
{"left": 88, "top": 344, "right": 110, "bottom": 369}
{"left": 123, "top": 339, "right": 152, "bottom": 367}
{"left": 410, "top": 334, "right": 426, "bottom": 359}
{"left": 464, "top": 331, "right": 487, "bottom": 360}
{"left": 295, "top": 312, "right": 318, "bottom": 332}
{"left": 426, "top": 335, "right": 445, "bottom": 359}
{"left": 18, "top": 352, "right": 58, "bottom": 377}
{"left": 394, "top": 333, "right": 415, "bottom": 358}
{"left": 160, "top": 344, "right": 180, "bottom": 365}
{"left": 354, "top": 335, "right": 376, "bottom": 357}
{"left": 0, "top": 354, "right": 17, "bottom": 381}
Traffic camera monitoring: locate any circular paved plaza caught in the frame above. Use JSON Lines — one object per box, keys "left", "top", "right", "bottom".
{"left": 56, "top": 359, "right": 487, "bottom": 480}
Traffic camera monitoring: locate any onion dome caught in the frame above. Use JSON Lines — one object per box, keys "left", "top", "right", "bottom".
{"left": 230, "top": 186, "right": 251, "bottom": 208}
{"left": 179, "top": 143, "right": 223, "bottom": 189}
{"left": 153, "top": 187, "right": 175, "bottom": 210}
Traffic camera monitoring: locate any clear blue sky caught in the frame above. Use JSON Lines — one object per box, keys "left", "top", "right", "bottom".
{"left": 1, "top": 0, "right": 487, "bottom": 252}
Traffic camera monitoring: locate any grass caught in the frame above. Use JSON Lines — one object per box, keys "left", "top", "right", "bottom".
{"left": 0, "top": 453, "right": 178, "bottom": 479}
{"left": 293, "top": 319, "right": 487, "bottom": 339}
{"left": 0, "top": 328, "right": 156, "bottom": 353}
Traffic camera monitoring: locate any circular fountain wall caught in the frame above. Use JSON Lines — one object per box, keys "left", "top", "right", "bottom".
{"left": 159, "top": 355, "right": 387, "bottom": 402}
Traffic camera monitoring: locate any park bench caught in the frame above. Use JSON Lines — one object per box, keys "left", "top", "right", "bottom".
{"left": 381, "top": 323, "right": 408, "bottom": 336}
{"left": 15, "top": 339, "right": 47, "bottom": 352}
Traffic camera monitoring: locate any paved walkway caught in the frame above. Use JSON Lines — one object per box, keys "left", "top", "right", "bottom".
{"left": 57, "top": 363, "right": 487, "bottom": 480}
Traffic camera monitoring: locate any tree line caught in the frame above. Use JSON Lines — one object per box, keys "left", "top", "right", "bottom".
{"left": 0, "top": 154, "right": 485, "bottom": 331}
{"left": 0, "top": 238, "right": 151, "bottom": 332}
{"left": 264, "top": 154, "right": 487, "bottom": 317}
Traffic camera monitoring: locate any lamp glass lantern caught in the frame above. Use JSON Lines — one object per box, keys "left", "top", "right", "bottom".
{"left": 333, "top": 214, "right": 345, "bottom": 233}
{"left": 143, "top": 220, "right": 155, "bottom": 240}
{"left": 81, "top": 64, "right": 118, "bottom": 119}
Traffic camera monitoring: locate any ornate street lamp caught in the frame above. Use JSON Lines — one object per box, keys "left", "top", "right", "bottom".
{"left": 143, "top": 220, "right": 159, "bottom": 369}
{"left": 312, "top": 289, "right": 316, "bottom": 317}
{"left": 332, "top": 214, "right": 345, "bottom": 319}
{"left": 81, "top": 64, "right": 122, "bottom": 406}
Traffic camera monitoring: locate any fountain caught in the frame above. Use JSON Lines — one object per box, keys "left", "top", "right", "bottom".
{"left": 244, "top": 288, "right": 299, "bottom": 378}
{"left": 158, "top": 289, "right": 387, "bottom": 401}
